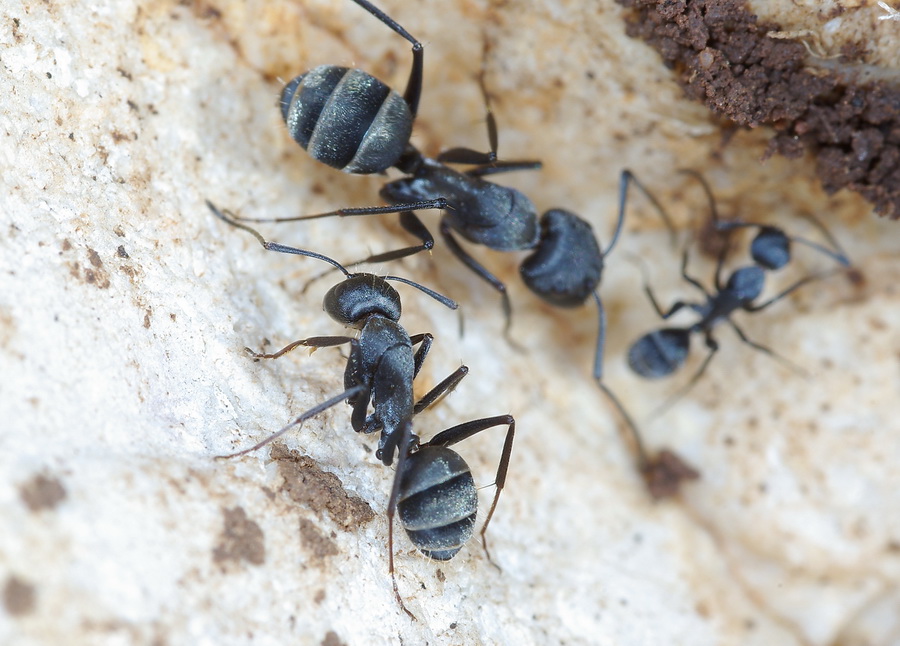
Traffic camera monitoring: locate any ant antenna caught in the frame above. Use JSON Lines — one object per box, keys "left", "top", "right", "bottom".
{"left": 383, "top": 275, "right": 459, "bottom": 310}
{"left": 620, "top": 170, "right": 677, "bottom": 247}
{"left": 792, "top": 212, "right": 851, "bottom": 266}
{"left": 207, "top": 200, "right": 352, "bottom": 277}
{"left": 677, "top": 169, "right": 721, "bottom": 227}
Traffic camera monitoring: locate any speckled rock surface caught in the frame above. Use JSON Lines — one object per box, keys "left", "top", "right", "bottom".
{"left": 1, "top": 1, "right": 898, "bottom": 644}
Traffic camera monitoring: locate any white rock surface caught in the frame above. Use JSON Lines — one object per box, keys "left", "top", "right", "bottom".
{"left": 1, "top": 1, "right": 898, "bottom": 644}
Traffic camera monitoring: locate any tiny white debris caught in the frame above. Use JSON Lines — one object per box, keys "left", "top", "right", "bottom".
{"left": 878, "top": 2, "right": 900, "bottom": 20}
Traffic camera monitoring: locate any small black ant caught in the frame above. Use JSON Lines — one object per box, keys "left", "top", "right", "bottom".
{"left": 625, "top": 171, "right": 850, "bottom": 413}
{"left": 207, "top": 201, "right": 516, "bottom": 619}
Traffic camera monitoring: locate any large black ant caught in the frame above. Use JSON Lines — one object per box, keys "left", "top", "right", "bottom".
{"left": 625, "top": 171, "right": 850, "bottom": 413}
{"left": 207, "top": 201, "right": 516, "bottom": 619}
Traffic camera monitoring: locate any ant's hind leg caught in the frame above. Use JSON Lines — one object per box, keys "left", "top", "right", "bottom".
{"left": 385, "top": 420, "right": 419, "bottom": 620}
{"left": 728, "top": 320, "right": 807, "bottom": 377}
{"left": 591, "top": 293, "right": 649, "bottom": 470}
{"left": 651, "top": 336, "right": 719, "bottom": 418}
{"left": 439, "top": 220, "right": 518, "bottom": 346}
{"left": 425, "top": 414, "right": 516, "bottom": 568}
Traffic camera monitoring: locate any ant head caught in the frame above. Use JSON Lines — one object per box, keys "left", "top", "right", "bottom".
{"left": 628, "top": 328, "right": 691, "bottom": 379}
{"left": 323, "top": 274, "right": 401, "bottom": 328}
{"left": 726, "top": 266, "right": 765, "bottom": 302}
{"left": 750, "top": 226, "right": 790, "bottom": 270}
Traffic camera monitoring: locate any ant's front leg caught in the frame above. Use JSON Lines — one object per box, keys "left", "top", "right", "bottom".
{"left": 245, "top": 336, "right": 353, "bottom": 360}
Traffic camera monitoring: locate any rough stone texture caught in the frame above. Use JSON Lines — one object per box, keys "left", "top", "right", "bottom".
{"left": 1, "top": 0, "right": 898, "bottom": 644}
{"left": 618, "top": 0, "right": 900, "bottom": 219}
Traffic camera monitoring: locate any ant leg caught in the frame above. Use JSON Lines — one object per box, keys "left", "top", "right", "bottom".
{"left": 438, "top": 66, "right": 502, "bottom": 165}
{"left": 385, "top": 420, "right": 418, "bottom": 620}
{"left": 216, "top": 385, "right": 366, "bottom": 459}
{"left": 408, "top": 333, "right": 433, "bottom": 377}
{"left": 620, "top": 169, "right": 677, "bottom": 246}
{"left": 347, "top": 211, "right": 435, "bottom": 265}
{"left": 711, "top": 237, "right": 732, "bottom": 293}
{"left": 246, "top": 336, "right": 353, "bottom": 360}
{"left": 208, "top": 201, "right": 351, "bottom": 275}
{"left": 590, "top": 293, "right": 649, "bottom": 470}
{"left": 647, "top": 292, "right": 691, "bottom": 322}
{"left": 439, "top": 219, "right": 517, "bottom": 344}
{"left": 746, "top": 269, "right": 841, "bottom": 312}
{"left": 413, "top": 365, "right": 469, "bottom": 415}
{"left": 651, "top": 335, "right": 719, "bottom": 417}
{"left": 678, "top": 246, "right": 715, "bottom": 297}
{"left": 424, "top": 414, "right": 516, "bottom": 569}
{"left": 348, "top": 0, "right": 423, "bottom": 119}
{"left": 630, "top": 251, "right": 700, "bottom": 320}
{"left": 603, "top": 170, "right": 631, "bottom": 257}
{"left": 229, "top": 199, "right": 446, "bottom": 224}
{"left": 728, "top": 320, "right": 807, "bottom": 376}
{"left": 463, "top": 160, "right": 543, "bottom": 177}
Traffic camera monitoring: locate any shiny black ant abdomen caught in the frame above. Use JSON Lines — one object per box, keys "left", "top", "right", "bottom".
{"left": 398, "top": 445, "right": 476, "bottom": 560}
{"left": 281, "top": 65, "right": 414, "bottom": 174}
{"left": 279, "top": 0, "right": 422, "bottom": 174}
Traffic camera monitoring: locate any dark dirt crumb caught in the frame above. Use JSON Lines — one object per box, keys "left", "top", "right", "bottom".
{"left": 642, "top": 449, "right": 701, "bottom": 499}
{"left": 314, "top": 588, "right": 326, "bottom": 604}
{"left": 19, "top": 473, "right": 67, "bottom": 512}
{"left": 618, "top": 0, "right": 900, "bottom": 219}
{"left": 212, "top": 506, "right": 265, "bottom": 566}
{"left": 3, "top": 576, "right": 36, "bottom": 616}
{"left": 320, "top": 630, "right": 346, "bottom": 646}
{"left": 695, "top": 211, "right": 734, "bottom": 260}
{"left": 298, "top": 517, "right": 339, "bottom": 560}
{"left": 87, "top": 248, "right": 103, "bottom": 268}
{"left": 271, "top": 445, "right": 375, "bottom": 531}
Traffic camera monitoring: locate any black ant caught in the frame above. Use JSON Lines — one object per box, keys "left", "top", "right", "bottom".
{"left": 625, "top": 171, "right": 850, "bottom": 414}
{"left": 207, "top": 201, "right": 516, "bottom": 619}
